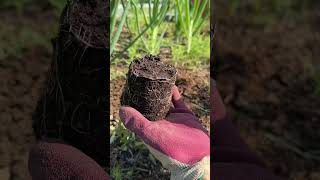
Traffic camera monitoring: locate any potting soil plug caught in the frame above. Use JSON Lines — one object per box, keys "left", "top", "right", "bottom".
{"left": 32, "top": 0, "right": 108, "bottom": 167}
{"left": 121, "top": 55, "right": 177, "bottom": 121}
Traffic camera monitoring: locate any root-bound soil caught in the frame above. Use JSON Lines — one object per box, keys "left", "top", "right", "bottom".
{"left": 121, "top": 55, "right": 177, "bottom": 121}
{"left": 33, "top": 0, "right": 108, "bottom": 167}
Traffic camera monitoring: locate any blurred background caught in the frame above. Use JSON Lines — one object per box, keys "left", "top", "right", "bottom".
{"left": 0, "top": 0, "right": 66, "bottom": 179}
{"left": 0, "top": 0, "right": 210, "bottom": 179}
{"left": 214, "top": 0, "right": 320, "bottom": 180}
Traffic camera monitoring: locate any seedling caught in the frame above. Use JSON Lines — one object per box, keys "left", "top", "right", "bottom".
{"left": 130, "top": 0, "right": 170, "bottom": 55}
{"left": 175, "top": 0, "right": 209, "bottom": 53}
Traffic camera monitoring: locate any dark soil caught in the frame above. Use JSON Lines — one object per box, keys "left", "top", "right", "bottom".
{"left": 111, "top": 65, "right": 210, "bottom": 179}
{"left": 63, "top": 0, "right": 108, "bottom": 48}
{"left": 214, "top": 2, "right": 320, "bottom": 179}
{"left": 33, "top": 0, "right": 108, "bottom": 167}
{"left": 0, "top": 9, "right": 57, "bottom": 180}
{"left": 0, "top": 48, "right": 49, "bottom": 180}
{"left": 121, "top": 55, "right": 177, "bottom": 121}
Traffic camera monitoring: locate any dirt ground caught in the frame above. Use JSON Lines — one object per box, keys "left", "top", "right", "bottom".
{"left": 110, "top": 65, "right": 210, "bottom": 179}
{"left": 215, "top": 2, "right": 320, "bottom": 180}
{"left": 0, "top": 40, "right": 50, "bottom": 180}
{"left": 0, "top": 10, "right": 54, "bottom": 180}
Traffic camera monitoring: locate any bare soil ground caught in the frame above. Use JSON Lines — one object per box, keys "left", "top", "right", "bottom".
{"left": 215, "top": 2, "right": 320, "bottom": 179}
{"left": 0, "top": 10, "right": 55, "bottom": 180}
{"left": 0, "top": 50, "right": 50, "bottom": 180}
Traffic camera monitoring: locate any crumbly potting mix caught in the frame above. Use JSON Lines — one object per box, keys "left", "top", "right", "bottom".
{"left": 121, "top": 55, "right": 177, "bottom": 121}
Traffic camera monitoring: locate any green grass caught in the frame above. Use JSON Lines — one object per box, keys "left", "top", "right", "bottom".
{"left": 111, "top": 164, "right": 123, "bottom": 180}
{"left": 110, "top": 119, "right": 152, "bottom": 179}
{"left": 115, "top": 2, "right": 210, "bottom": 70}
{"left": 126, "top": 19, "right": 210, "bottom": 70}
{"left": 0, "top": 0, "right": 65, "bottom": 60}
{"left": 0, "top": 0, "right": 66, "bottom": 16}
{"left": 174, "top": 0, "right": 209, "bottom": 53}
{"left": 0, "top": 24, "right": 52, "bottom": 59}
{"left": 126, "top": 30, "right": 210, "bottom": 70}
{"left": 170, "top": 34, "right": 210, "bottom": 69}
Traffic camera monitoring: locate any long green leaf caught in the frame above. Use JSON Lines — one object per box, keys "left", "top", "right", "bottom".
{"left": 175, "top": 0, "right": 188, "bottom": 34}
{"left": 193, "top": 10, "right": 209, "bottom": 35}
{"left": 193, "top": 0, "right": 208, "bottom": 31}
{"left": 185, "top": 0, "right": 190, "bottom": 28}
{"left": 110, "top": 0, "right": 120, "bottom": 34}
{"left": 111, "top": 19, "right": 156, "bottom": 61}
{"left": 110, "top": 1, "right": 130, "bottom": 55}
{"left": 192, "top": 0, "right": 200, "bottom": 19}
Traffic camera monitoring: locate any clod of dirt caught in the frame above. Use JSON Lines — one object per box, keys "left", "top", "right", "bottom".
{"left": 121, "top": 55, "right": 177, "bottom": 121}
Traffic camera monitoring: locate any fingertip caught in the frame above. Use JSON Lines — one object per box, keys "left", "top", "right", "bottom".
{"left": 119, "top": 106, "right": 131, "bottom": 125}
{"left": 119, "top": 106, "right": 150, "bottom": 132}
{"left": 172, "top": 85, "right": 181, "bottom": 101}
{"left": 171, "top": 86, "right": 189, "bottom": 110}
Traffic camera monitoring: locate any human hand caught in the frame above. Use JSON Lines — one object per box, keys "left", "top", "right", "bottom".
{"left": 28, "top": 138, "right": 109, "bottom": 180}
{"left": 119, "top": 86, "right": 210, "bottom": 180}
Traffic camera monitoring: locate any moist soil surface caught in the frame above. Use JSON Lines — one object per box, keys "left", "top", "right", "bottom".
{"left": 215, "top": 2, "right": 320, "bottom": 179}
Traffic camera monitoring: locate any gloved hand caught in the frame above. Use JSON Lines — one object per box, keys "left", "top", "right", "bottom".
{"left": 119, "top": 86, "right": 210, "bottom": 180}
{"left": 28, "top": 138, "right": 109, "bottom": 180}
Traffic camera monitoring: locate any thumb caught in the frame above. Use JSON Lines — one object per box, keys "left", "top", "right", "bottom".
{"left": 119, "top": 106, "right": 151, "bottom": 135}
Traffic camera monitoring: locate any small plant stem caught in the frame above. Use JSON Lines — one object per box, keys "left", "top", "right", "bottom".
{"left": 151, "top": 27, "right": 159, "bottom": 54}
{"left": 187, "top": 22, "right": 193, "bottom": 53}
{"left": 110, "top": 2, "right": 130, "bottom": 55}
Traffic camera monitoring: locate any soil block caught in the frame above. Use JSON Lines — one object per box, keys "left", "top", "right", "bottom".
{"left": 121, "top": 55, "right": 177, "bottom": 121}
{"left": 32, "top": 0, "right": 108, "bottom": 167}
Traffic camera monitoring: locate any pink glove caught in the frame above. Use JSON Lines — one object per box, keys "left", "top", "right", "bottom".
{"left": 119, "top": 86, "right": 210, "bottom": 180}
{"left": 28, "top": 138, "right": 109, "bottom": 180}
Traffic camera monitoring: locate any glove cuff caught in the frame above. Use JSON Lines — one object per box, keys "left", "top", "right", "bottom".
{"left": 170, "top": 156, "right": 210, "bottom": 180}
{"left": 146, "top": 144, "right": 210, "bottom": 180}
